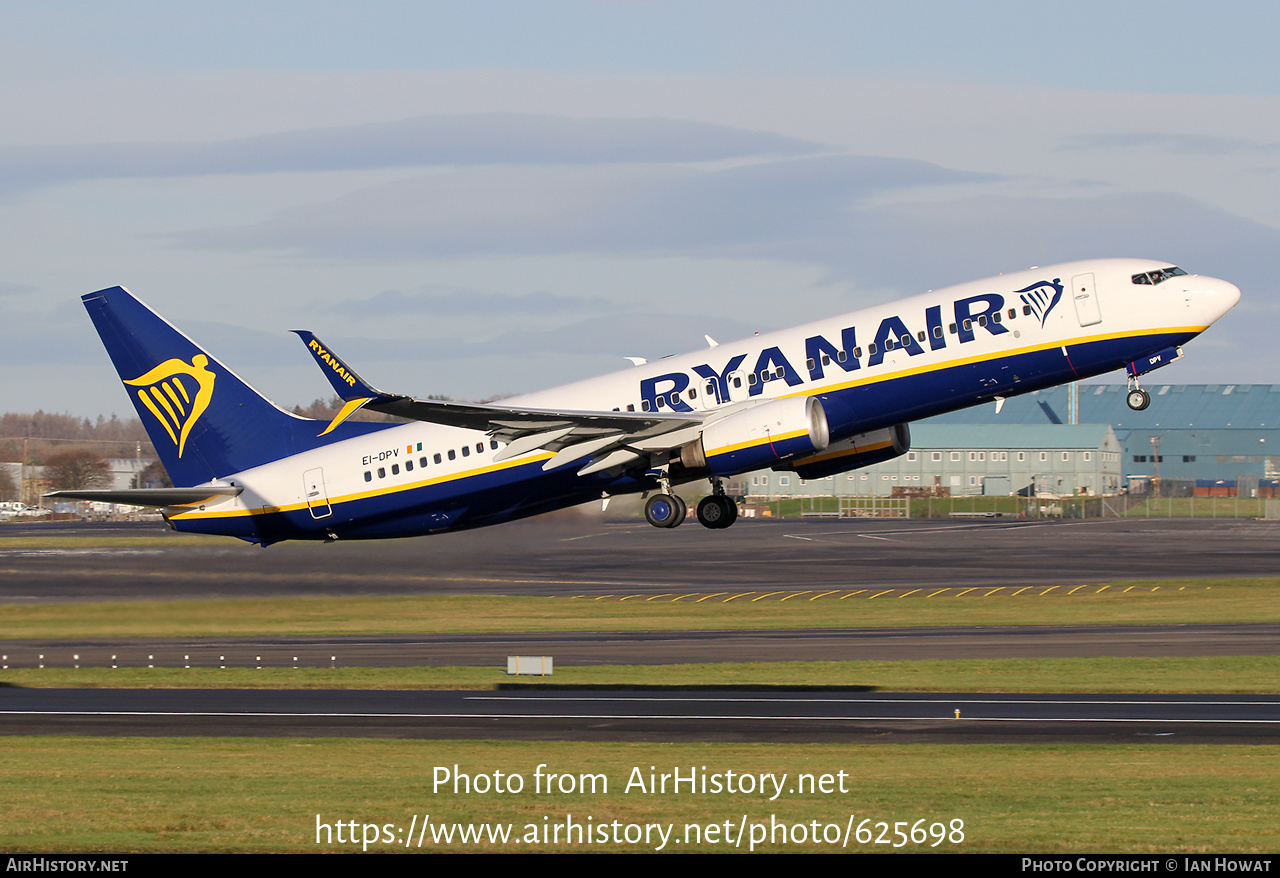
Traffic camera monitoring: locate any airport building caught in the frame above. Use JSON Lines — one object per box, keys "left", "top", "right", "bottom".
{"left": 745, "top": 383, "right": 1278, "bottom": 499}
{"left": 745, "top": 423, "right": 1122, "bottom": 498}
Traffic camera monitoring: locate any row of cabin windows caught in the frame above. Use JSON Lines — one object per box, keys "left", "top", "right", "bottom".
{"left": 364, "top": 440, "right": 500, "bottom": 482}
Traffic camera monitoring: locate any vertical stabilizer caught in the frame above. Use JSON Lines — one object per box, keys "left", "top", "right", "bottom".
{"left": 82, "top": 286, "right": 384, "bottom": 486}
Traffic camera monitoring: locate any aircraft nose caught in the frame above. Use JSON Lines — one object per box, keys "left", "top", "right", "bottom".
{"left": 1197, "top": 276, "right": 1241, "bottom": 325}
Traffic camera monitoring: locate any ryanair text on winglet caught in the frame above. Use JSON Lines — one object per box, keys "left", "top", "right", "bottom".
{"left": 308, "top": 339, "right": 358, "bottom": 387}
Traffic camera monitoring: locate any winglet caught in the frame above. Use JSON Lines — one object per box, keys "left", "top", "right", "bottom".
{"left": 292, "top": 330, "right": 387, "bottom": 401}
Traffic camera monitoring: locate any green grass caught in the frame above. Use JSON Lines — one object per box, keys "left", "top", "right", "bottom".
{"left": 2, "top": 738, "right": 1277, "bottom": 852}
{"left": 4, "top": 656, "right": 1278, "bottom": 693}
{"left": 1, "top": 578, "right": 1277, "bottom": 638}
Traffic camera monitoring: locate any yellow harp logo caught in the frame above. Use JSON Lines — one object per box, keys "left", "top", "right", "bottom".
{"left": 125, "top": 355, "right": 216, "bottom": 457}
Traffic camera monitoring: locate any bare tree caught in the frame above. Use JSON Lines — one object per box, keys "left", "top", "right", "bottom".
{"left": 43, "top": 450, "right": 112, "bottom": 491}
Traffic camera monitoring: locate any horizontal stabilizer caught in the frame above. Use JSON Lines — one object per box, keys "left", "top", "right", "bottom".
{"left": 44, "top": 486, "right": 243, "bottom": 508}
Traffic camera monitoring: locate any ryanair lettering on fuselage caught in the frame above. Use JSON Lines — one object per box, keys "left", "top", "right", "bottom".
{"left": 307, "top": 338, "right": 358, "bottom": 388}
{"left": 640, "top": 290, "right": 1016, "bottom": 412}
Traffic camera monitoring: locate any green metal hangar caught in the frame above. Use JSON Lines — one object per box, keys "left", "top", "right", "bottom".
{"left": 746, "top": 423, "right": 1122, "bottom": 498}
{"left": 916, "top": 383, "right": 1280, "bottom": 494}
{"left": 743, "top": 383, "right": 1278, "bottom": 499}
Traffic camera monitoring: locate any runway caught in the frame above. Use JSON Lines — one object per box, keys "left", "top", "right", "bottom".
{"left": 3, "top": 516, "right": 1279, "bottom": 602}
{"left": 3, "top": 517, "right": 1277, "bottom": 743}
{"left": 2, "top": 688, "right": 1276, "bottom": 743}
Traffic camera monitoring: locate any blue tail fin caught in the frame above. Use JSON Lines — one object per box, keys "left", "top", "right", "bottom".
{"left": 83, "top": 286, "right": 391, "bottom": 486}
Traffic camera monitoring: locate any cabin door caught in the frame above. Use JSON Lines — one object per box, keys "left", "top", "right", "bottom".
{"left": 1070, "top": 273, "right": 1103, "bottom": 326}
{"left": 304, "top": 467, "right": 333, "bottom": 519}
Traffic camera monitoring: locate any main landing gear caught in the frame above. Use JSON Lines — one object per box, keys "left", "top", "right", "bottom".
{"left": 644, "top": 492, "right": 687, "bottom": 528}
{"left": 643, "top": 476, "right": 739, "bottom": 530}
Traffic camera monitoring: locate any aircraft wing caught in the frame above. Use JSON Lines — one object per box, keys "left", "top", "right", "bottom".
{"left": 294, "top": 331, "right": 705, "bottom": 474}
{"left": 44, "top": 486, "right": 243, "bottom": 508}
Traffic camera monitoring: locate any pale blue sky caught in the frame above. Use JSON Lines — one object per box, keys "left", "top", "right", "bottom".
{"left": 3, "top": 2, "right": 1277, "bottom": 415}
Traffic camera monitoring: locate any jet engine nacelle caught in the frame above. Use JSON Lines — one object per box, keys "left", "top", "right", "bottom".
{"left": 775, "top": 422, "right": 911, "bottom": 480}
{"left": 676, "top": 396, "right": 830, "bottom": 477}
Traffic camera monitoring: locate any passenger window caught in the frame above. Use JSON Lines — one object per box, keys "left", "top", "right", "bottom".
{"left": 476, "top": 443, "right": 484, "bottom": 454}
{"left": 462, "top": 446, "right": 470, "bottom": 457}
{"left": 1022, "top": 306, "right": 1031, "bottom": 316}
{"left": 851, "top": 348, "right": 861, "bottom": 358}
{"left": 884, "top": 338, "right": 895, "bottom": 351}
{"left": 748, "top": 373, "right": 757, "bottom": 386}
{"left": 378, "top": 467, "right": 386, "bottom": 478}
{"left": 776, "top": 365, "right": 786, "bottom": 377}
{"left": 977, "top": 315, "right": 987, "bottom": 327}
{"left": 1007, "top": 308, "right": 1016, "bottom": 319}
{"left": 364, "top": 471, "right": 372, "bottom": 482}
{"left": 992, "top": 311, "right": 1001, "bottom": 324}
{"left": 837, "top": 350, "right": 847, "bottom": 362}
{"left": 391, "top": 464, "right": 400, "bottom": 475}
{"left": 732, "top": 376, "right": 742, "bottom": 388}
{"left": 868, "top": 343, "right": 877, "bottom": 355}
{"left": 916, "top": 331, "right": 926, "bottom": 342}
{"left": 490, "top": 441, "right": 498, "bottom": 450}
{"left": 434, "top": 453, "right": 442, "bottom": 464}
{"left": 627, "top": 404, "right": 635, "bottom": 411}
{"left": 933, "top": 326, "right": 943, "bottom": 339}
{"left": 963, "top": 319, "right": 972, "bottom": 331}
{"left": 949, "top": 322, "right": 957, "bottom": 334}
{"left": 806, "top": 358, "right": 816, "bottom": 371}
{"left": 405, "top": 460, "right": 413, "bottom": 471}
{"left": 448, "top": 449, "right": 456, "bottom": 461}
{"left": 641, "top": 400, "right": 651, "bottom": 411}
{"left": 900, "top": 335, "right": 910, "bottom": 347}
{"left": 420, "top": 457, "right": 428, "bottom": 467}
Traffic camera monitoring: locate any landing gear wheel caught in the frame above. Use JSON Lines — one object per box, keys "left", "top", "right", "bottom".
{"left": 645, "top": 493, "right": 684, "bottom": 528}
{"left": 1126, "top": 388, "right": 1150, "bottom": 411}
{"left": 697, "top": 495, "right": 738, "bottom": 529}
{"left": 697, "top": 495, "right": 727, "bottom": 529}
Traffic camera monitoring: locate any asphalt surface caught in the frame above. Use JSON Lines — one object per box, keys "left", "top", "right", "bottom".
{"left": 3, "top": 515, "right": 1279, "bottom": 601}
{"left": 2, "top": 688, "right": 1276, "bottom": 743}
{"left": 2, "top": 516, "right": 1277, "bottom": 743}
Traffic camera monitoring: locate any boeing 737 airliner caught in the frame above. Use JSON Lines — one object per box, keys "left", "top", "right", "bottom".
{"left": 50, "top": 259, "right": 1239, "bottom": 544}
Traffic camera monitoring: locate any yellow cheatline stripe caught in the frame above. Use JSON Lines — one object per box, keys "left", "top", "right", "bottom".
{"left": 926, "top": 588, "right": 949, "bottom": 598}
{"left": 838, "top": 590, "right": 866, "bottom": 599}
{"left": 695, "top": 593, "right": 728, "bottom": 603}
{"left": 809, "top": 590, "right": 838, "bottom": 601}
{"left": 170, "top": 450, "right": 559, "bottom": 520}
{"left": 898, "top": 589, "right": 921, "bottom": 599}
{"left": 779, "top": 591, "right": 811, "bottom": 601}
{"left": 707, "top": 427, "right": 811, "bottom": 458}
{"left": 956, "top": 588, "right": 978, "bottom": 597}
{"left": 751, "top": 591, "right": 784, "bottom": 602}
{"left": 1067, "top": 585, "right": 1089, "bottom": 595}
{"left": 780, "top": 325, "right": 1207, "bottom": 402}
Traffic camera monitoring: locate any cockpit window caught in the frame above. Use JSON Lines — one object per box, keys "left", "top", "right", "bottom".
{"left": 1132, "top": 266, "right": 1188, "bottom": 286}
